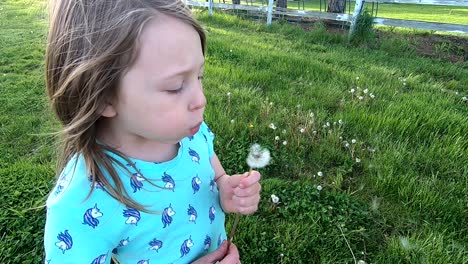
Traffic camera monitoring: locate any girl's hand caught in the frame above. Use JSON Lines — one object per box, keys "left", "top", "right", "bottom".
{"left": 217, "top": 171, "right": 261, "bottom": 214}
{"left": 192, "top": 241, "right": 240, "bottom": 264}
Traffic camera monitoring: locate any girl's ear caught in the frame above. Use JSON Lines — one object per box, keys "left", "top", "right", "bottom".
{"left": 101, "top": 103, "right": 117, "bottom": 118}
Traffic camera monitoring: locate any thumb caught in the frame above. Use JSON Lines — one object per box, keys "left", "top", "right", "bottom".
{"left": 205, "top": 241, "right": 229, "bottom": 262}
{"left": 228, "top": 172, "right": 249, "bottom": 188}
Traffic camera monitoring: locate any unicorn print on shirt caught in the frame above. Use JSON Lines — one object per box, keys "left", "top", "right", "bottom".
{"left": 218, "top": 234, "right": 223, "bottom": 247}
{"left": 137, "top": 260, "right": 149, "bottom": 264}
{"left": 148, "top": 238, "right": 163, "bottom": 252}
{"left": 187, "top": 204, "right": 197, "bottom": 223}
{"left": 204, "top": 235, "right": 211, "bottom": 251}
{"left": 191, "top": 175, "right": 201, "bottom": 194}
{"left": 162, "top": 204, "right": 176, "bottom": 228}
{"left": 55, "top": 230, "right": 73, "bottom": 254}
{"left": 88, "top": 175, "right": 104, "bottom": 190}
{"left": 90, "top": 253, "right": 107, "bottom": 264}
{"left": 82, "top": 203, "right": 103, "bottom": 228}
{"left": 162, "top": 172, "right": 175, "bottom": 191}
{"left": 180, "top": 236, "right": 194, "bottom": 257}
{"left": 123, "top": 208, "right": 141, "bottom": 225}
{"left": 210, "top": 178, "right": 215, "bottom": 192}
{"left": 54, "top": 174, "right": 69, "bottom": 196}
{"left": 209, "top": 205, "right": 216, "bottom": 224}
{"left": 118, "top": 237, "right": 130, "bottom": 247}
{"left": 188, "top": 148, "right": 200, "bottom": 164}
{"left": 130, "top": 171, "right": 145, "bottom": 193}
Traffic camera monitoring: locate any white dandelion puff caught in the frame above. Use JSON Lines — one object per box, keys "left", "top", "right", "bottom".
{"left": 309, "top": 112, "right": 315, "bottom": 118}
{"left": 317, "top": 171, "right": 323, "bottom": 177}
{"left": 358, "top": 96, "right": 364, "bottom": 100}
{"left": 275, "top": 136, "right": 280, "bottom": 141}
{"left": 351, "top": 139, "right": 357, "bottom": 144}
{"left": 282, "top": 141, "right": 287, "bottom": 146}
{"left": 230, "top": 119, "right": 235, "bottom": 124}
{"left": 317, "top": 185, "right": 323, "bottom": 191}
{"left": 227, "top": 92, "right": 231, "bottom": 97}
{"left": 370, "top": 93, "right": 375, "bottom": 99}
{"left": 363, "top": 89, "right": 369, "bottom": 94}
{"left": 357, "top": 260, "right": 367, "bottom": 264}
{"left": 356, "top": 158, "right": 361, "bottom": 163}
{"left": 269, "top": 102, "right": 273, "bottom": 106}
{"left": 271, "top": 194, "right": 280, "bottom": 204}
{"left": 246, "top": 144, "right": 271, "bottom": 169}
{"left": 462, "top": 96, "right": 467, "bottom": 102}
{"left": 268, "top": 123, "right": 277, "bottom": 130}
{"left": 300, "top": 128, "right": 305, "bottom": 133}
{"left": 338, "top": 119, "right": 343, "bottom": 125}
{"left": 356, "top": 76, "right": 360, "bottom": 80}
{"left": 282, "top": 129, "right": 286, "bottom": 134}
{"left": 350, "top": 89, "right": 355, "bottom": 93}
{"left": 313, "top": 130, "right": 317, "bottom": 135}
{"left": 345, "top": 142, "right": 350, "bottom": 148}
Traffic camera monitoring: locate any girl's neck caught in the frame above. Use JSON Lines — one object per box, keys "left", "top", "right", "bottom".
{"left": 96, "top": 122, "right": 179, "bottom": 163}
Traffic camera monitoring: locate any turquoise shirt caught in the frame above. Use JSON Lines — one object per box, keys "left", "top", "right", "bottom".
{"left": 44, "top": 122, "right": 227, "bottom": 264}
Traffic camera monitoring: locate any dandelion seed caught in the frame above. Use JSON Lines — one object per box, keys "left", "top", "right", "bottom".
{"left": 246, "top": 144, "right": 271, "bottom": 169}
{"left": 358, "top": 96, "right": 364, "bottom": 100}
{"left": 363, "top": 89, "right": 369, "bottom": 94}
{"left": 356, "top": 77, "right": 360, "bottom": 80}
{"left": 350, "top": 89, "right": 355, "bottom": 93}
{"left": 317, "top": 185, "right": 323, "bottom": 191}
{"left": 370, "top": 93, "right": 375, "bottom": 99}
{"left": 356, "top": 158, "right": 361, "bottom": 163}
{"left": 339, "top": 136, "right": 343, "bottom": 140}
{"left": 371, "top": 197, "right": 380, "bottom": 212}
{"left": 280, "top": 253, "right": 284, "bottom": 257}
{"left": 351, "top": 139, "right": 357, "bottom": 144}
{"left": 282, "top": 141, "right": 287, "bottom": 146}
{"left": 399, "top": 236, "right": 411, "bottom": 250}
{"left": 338, "top": 119, "right": 343, "bottom": 125}
{"left": 275, "top": 136, "right": 280, "bottom": 141}
{"left": 269, "top": 123, "right": 277, "bottom": 130}
{"left": 462, "top": 96, "right": 467, "bottom": 102}
{"left": 326, "top": 122, "right": 330, "bottom": 127}
{"left": 230, "top": 49, "right": 233, "bottom": 52}
{"left": 269, "top": 102, "right": 273, "bottom": 106}
{"left": 227, "top": 92, "right": 231, "bottom": 97}
{"left": 271, "top": 194, "right": 280, "bottom": 204}
{"left": 345, "top": 142, "right": 350, "bottom": 148}
{"left": 317, "top": 171, "right": 323, "bottom": 177}
{"left": 230, "top": 119, "right": 235, "bottom": 124}
{"left": 300, "top": 128, "right": 305, "bottom": 133}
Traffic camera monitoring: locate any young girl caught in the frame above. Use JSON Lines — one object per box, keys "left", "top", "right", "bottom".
{"left": 43, "top": 1, "right": 261, "bottom": 263}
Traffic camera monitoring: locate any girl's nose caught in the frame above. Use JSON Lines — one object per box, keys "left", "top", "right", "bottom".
{"left": 189, "top": 83, "right": 206, "bottom": 112}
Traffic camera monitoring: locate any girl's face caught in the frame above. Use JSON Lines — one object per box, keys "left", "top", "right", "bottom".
{"left": 100, "top": 15, "right": 206, "bottom": 156}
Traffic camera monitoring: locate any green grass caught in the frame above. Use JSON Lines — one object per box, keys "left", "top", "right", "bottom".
{"left": 1, "top": 0, "right": 468, "bottom": 263}
{"left": 199, "top": 0, "right": 468, "bottom": 25}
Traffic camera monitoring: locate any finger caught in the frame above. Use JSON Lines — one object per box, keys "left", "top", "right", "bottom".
{"left": 221, "top": 242, "right": 240, "bottom": 264}
{"left": 205, "top": 241, "right": 229, "bottom": 262}
{"left": 227, "top": 174, "right": 246, "bottom": 188}
{"left": 238, "top": 204, "right": 259, "bottom": 215}
{"left": 239, "top": 171, "right": 261, "bottom": 188}
{"left": 234, "top": 183, "right": 261, "bottom": 197}
{"left": 233, "top": 193, "right": 260, "bottom": 207}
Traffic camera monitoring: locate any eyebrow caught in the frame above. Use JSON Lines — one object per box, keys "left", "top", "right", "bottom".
{"left": 165, "top": 61, "right": 205, "bottom": 80}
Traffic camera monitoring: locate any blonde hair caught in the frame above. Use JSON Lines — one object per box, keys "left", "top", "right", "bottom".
{"left": 46, "top": 0, "right": 206, "bottom": 212}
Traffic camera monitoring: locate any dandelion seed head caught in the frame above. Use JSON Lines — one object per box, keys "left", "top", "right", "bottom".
{"left": 358, "top": 96, "right": 364, "bottom": 100}
{"left": 370, "top": 93, "right": 375, "bottom": 98}
{"left": 269, "top": 102, "right": 273, "bottom": 106}
{"left": 300, "top": 128, "right": 305, "bottom": 133}
{"left": 282, "top": 141, "right": 287, "bottom": 146}
{"left": 317, "top": 185, "right": 323, "bottom": 191}
{"left": 356, "top": 76, "right": 360, "bottom": 80}
{"left": 326, "top": 122, "right": 330, "bottom": 127}
{"left": 275, "top": 136, "right": 280, "bottom": 141}
{"left": 230, "top": 119, "right": 235, "bottom": 124}
{"left": 271, "top": 194, "right": 280, "bottom": 204}
{"left": 227, "top": 92, "right": 231, "bottom": 97}
{"left": 357, "top": 260, "right": 367, "bottom": 264}
{"left": 229, "top": 49, "right": 233, "bottom": 52}
{"left": 356, "top": 158, "right": 361, "bottom": 163}
{"left": 317, "top": 171, "right": 323, "bottom": 177}
{"left": 462, "top": 96, "right": 467, "bottom": 102}
{"left": 282, "top": 129, "right": 286, "bottom": 134}
{"left": 246, "top": 144, "right": 271, "bottom": 169}
{"left": 338, "top": 119, "right": 343, "bottom": 124}
{"left": 313, "top": 130, "right": 317, "bottom": 134}
{"left": 345, "top": 142, "right": 350, "bottom": 148}
{"left": 352, "top": 139, "right": 357, "bottom": 144}
{"left": 364, "top": 89, "right": 369, "bottom": 94}
{"left": 269, "top": 123, "right": 277, "bottom": 130}
{"left": 350, "top": 89, "right": 355, "bottom": 93}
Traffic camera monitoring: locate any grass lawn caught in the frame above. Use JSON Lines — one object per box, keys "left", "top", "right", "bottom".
{"left": 1, "top": 0, "right": 467, "bottom": 263}
{"left": 198, "top": 0, "right": 468, "bottom": 25}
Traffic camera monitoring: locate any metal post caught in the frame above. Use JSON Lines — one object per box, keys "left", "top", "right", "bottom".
{"left": 349, "top": 0, "right": 365, "bottom": 38}
{"left": 209, "top": 0, "right": 213, "bottom": 16}
{"left": 267, "top": 0, "right": 274, "bottom": 25}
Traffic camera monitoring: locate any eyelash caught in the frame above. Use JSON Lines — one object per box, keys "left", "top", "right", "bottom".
{"left": 167, "top": 76, "right": 204, "bottom": 94}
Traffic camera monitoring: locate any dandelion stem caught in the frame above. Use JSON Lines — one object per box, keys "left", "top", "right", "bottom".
{"left": 228, "top": 168, "right": 252, "bottom": 246}
{"left": 338, "top": 224, "right": 357, "bottom": 264}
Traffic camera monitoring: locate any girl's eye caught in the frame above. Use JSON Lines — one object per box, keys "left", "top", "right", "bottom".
{"left": 167, "top": 87, "right": 183, "bottom": 94}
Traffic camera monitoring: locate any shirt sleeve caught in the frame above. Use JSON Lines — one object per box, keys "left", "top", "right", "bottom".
{"left": 44, "top": 156, "right": 121, "bottom": 264}
{"left": 199, "top": 122, "right": 215, "bottom": 158}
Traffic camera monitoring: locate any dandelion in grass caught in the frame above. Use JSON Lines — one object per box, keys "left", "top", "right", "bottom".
{"left": 313, "top": 130, "right": 317, "bottom": 135}
{"left": 358, "top": 96, "right": 364, "bottom": 100}
{"left": 317, "top": 171, "right": 323, "bottom": 177}
{"left": 351, "top": 139, "right": 357, "bottom": 144}
{"left": 357, "top": 260, "right": 367, "bottom": 264}
{"left": 230, "top": 119, "right": 235, "bottom": 124}
{"left": 339, "top": 119, "right": 343, "bottom": 125}
{"left": 299, "top": 128, "right": 305, "bottom": 133}
{"left": 275, "top": 136, "right": 280, "bottom": 141}
{"left": 317, "top": 185, "right": 323, "bottom": 191}
{"left": 270, "top": 194, "right": 280, "bottom": 204}
{"left": 462, "top": 96, "right": 467, "bottom": 102}
{"left": 248, "top": 123, "right": 254, "bottom": 128}
{"left": 355, "top": 158, "right": 361, "bottom": 163}
{"left": 356, "top": 76, "right": 360, "bottom": 80}
{"left": 227, "top": 92, "right": 231, "bottom": 97}
{"left": 282, "top": 141, "right": 287, "bottom": 146}
{"left": 269, "top": 123, "right": 277, "bottom": 130}
{"left": 371, "top": 197, "right": 380, "bottom": 212}
{"left": 370, "top": 93, "right": 375, "bottom": 99}
{"left": 363, "top": 89, "right": 368, "bottom": 94}
{"left": 350, "top": 88, "right": 355, "bottom": 94}
{"left": 230, "top": 144, "right": 270, "bottom": 243}
{"left": 282, "top": 129, "right": 286, "bottom": 134}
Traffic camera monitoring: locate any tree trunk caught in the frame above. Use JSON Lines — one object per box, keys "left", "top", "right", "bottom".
{"left": 276, "top": 0, "right": 287, "bottom": 8}
{"left": 232, "top": 0, "right": 240, "bottom": 4}
{"left": 327, "top": 0, "right": 346, "bottom": 13}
